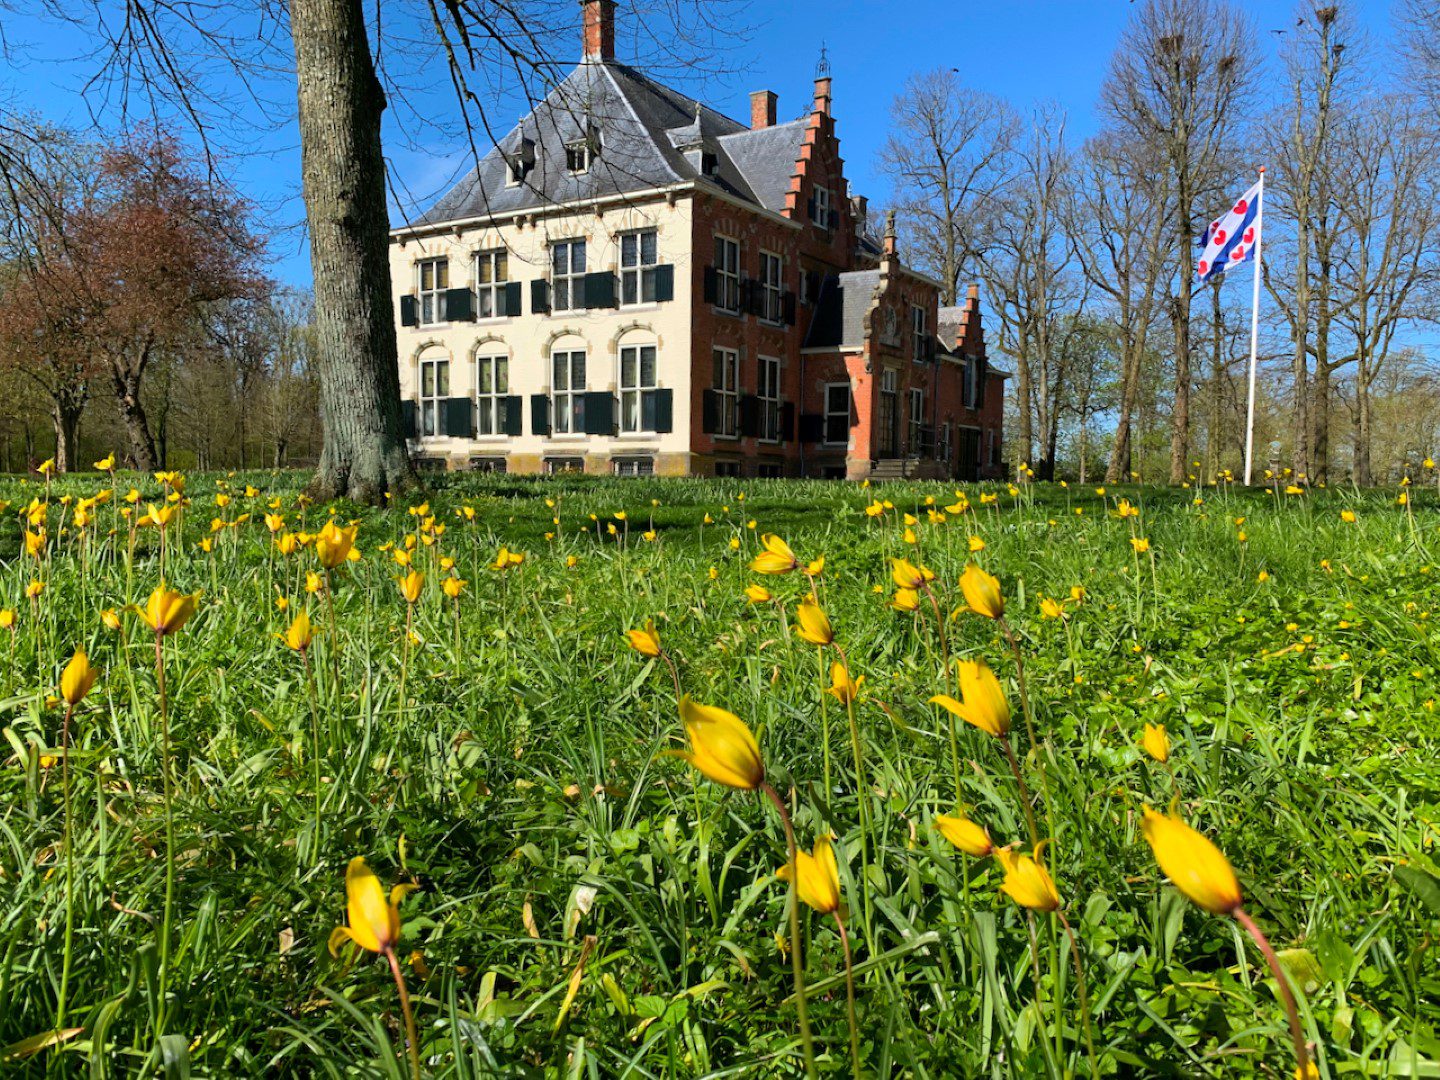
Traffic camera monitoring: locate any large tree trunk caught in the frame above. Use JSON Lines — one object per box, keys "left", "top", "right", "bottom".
{"left": 1106, "top": 337, "right": 1141, "bottom": 483}
{"left": 290, "top": 0, "right": 416, "bottom": 503}
{"left": 52, "top": 394, "right": 84, "bottom": 474}
{"left": 1169, "top": 290, "right": 1191, "bottom": 484}
{"left": 1354, "top": 367, "right": 1372, "bottom": 487}
{"left": 1012, "top": 349, "right": 1034, "bottom": 470}
{"left": 113, "top": 368, "right": 159, "bottom": 471}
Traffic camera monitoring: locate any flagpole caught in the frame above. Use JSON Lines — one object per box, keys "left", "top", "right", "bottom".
{"left": 1243, "top": 167, "right": 1265, "bottom": 486}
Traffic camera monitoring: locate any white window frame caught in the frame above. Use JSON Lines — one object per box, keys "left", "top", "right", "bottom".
{"left": 613, "top": 456, "right": 655, "bottom": 477}
{"left": 565, "top": 141, "right": 591, "bottom": 174}
{"left": 912, "top": 304, "right": 927, "bottom": 362}
{"left": 759, "top": 251, "right": 784, "bottom": 323}
{"left": 878, "top": 369, "right": 899, "bottom": 456}
{"left": 551, "top": 350, "right": 587, "bottom": 435}
{"left": 546, "top": 456, "right": 584, "bottom": 475}
{"left": 417, "top": 258, "right": 449, "bottom": 326}
{"left": 712, "top": 346, "right": 739, "bottom": 438}
{"left": 619, "top": 342, "right": 658, "bottom": 434}
{"left": 551, "top": 239, "right": 586, "bottom": 313}
{"left": 418, "top": 355, "right": 450, "bottom": 439}
{"left": 823, "top": 382, "right": 850, "bottom": 447}
{"left": 939, "top": 421, "right": 953, "bottom": 463}
{"left": 909, "top": 386, "right": 926, "bottom": 451}
{"left": 620, "top": 229, "right": 659, "bottom": 307}
{"left": 475, "top": 249, "right": 509, "bottom": 320}
{"left": 758, "top": 355, "right": 781, "bottom": 442}
{"left": 963, "top": 357, "right": 979, "bottom": 408}
{"left": 714, "top": 235, "right": 741, "bottom": 314}
{"left": 813, "top": 186, "right": 832, "bottom": 229}
{"left": 474, "top": 354, "right": 509, "bottom": 437}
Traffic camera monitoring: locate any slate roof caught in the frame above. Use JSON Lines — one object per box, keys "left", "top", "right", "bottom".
{"left": 409, "top": 59, "right": 811, "bottom": 228}
{"left": 804, "top": 270, "right": 880, "bottom": 349}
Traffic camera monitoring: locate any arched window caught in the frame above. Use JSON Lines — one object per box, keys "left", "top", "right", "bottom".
{"left": 417, "top": 348, "right": 450, "bottom": 438}
{"left": 617, "top": 335, "right": 657, "bottom": 434}
{"left": 475, "top": 350, "right": 510, "bottom": 435}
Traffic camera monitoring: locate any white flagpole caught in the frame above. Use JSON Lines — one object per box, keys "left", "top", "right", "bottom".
{"left": 1243, "top": 166, "right": 1265, "bottom": 486}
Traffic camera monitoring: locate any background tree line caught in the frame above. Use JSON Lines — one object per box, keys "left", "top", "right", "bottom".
{"left": 883, "top": 0, "right": 1440, "bottom": 485}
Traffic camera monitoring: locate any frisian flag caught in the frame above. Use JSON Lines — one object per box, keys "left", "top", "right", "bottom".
{"left": 1196, "top": 178, "right": 1263, "bottom": 284}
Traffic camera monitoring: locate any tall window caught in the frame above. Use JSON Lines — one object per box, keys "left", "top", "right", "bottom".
{"left": 714, "top": 236, "right": 740, "bottom": 313}
{"left": 565, "top": 142, "right": 591, "bottom": 173}
{"left": 909, "top": 386, "right": 926, "bottom": 451}
{"left": 824, "top": 383, "right": 850, "bottom": 445}
{"left": 476, "top": 250, "right": 508, "bottom": 319}
{"left": 712, "top": 347, "right": 739, "bottom": 437}
{"left": 619, "top": 343, "right": 657, "bottom": 433}
{"left": 475, "top": 354, "right": 508, "bottom": 436}
{"left": 939, "top": 422, "right": 953, "bottom": 464}
{"left": 758, "top": 355, "right": 781, "bottom": 441}
{"left": 551, "top": 240, "right": 586, "bottom": 312}
{"left": 419, "top": 355, "right": 450, "bottom": 437}
{"left": 912, "top": 304, "right": 928, "bottom": 362}
{"left": 878, "top": 369, "right": 899, "bottom": 456}
{"left": 759, "top": 251, "right": 784, "bottom": 323}
{"left": 551, "top": 350, "right": 587, "bottom": 434}
{"left": 813, "top": 186, "right": 832, "bottom": 229}
{"left": 418, "top": 258, "right": 448, "bottom": 325}
{"left": 621, "top": 230, "right": 659, "bottom": 305}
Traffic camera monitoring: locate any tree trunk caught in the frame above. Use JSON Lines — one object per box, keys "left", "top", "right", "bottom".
{"left": 290, "top": 0, "right": 416, "bottom": 503}
{"left": 1355, "top": 364, "right": 1373, "bottom": 486}
{"left": 114, "top": 369, "right": 159, "bottom": 471}
{"left": 1169, "top": 289, "right": 1191, "bottom": 485}
{"left": 52, "top": 396, "right": 83, "bottom": 474}
{"left": 1106, "top": 338, "right": 1141, "bottom": 483}
{"left": 1311, "top": 360, "right": 1331, "bottom": 484}
{"left": 1012, "top": 349, "right": 1034, "bottom": 470}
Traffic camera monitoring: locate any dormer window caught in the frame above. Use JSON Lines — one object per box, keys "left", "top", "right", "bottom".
{"left": 565, "top": 142, "right": 592, "bottom": 174}
{"left": 506, "top": 138, "right": 535, "bottom": 187}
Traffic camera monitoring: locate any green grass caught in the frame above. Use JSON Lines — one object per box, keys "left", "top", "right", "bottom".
{"left": 1, "top": 470, "right": 1438, "bottom": 1077}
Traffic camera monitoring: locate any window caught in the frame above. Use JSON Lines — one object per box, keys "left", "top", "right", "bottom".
{"left": 551, "top": 240, "right": 586, "bottom": 312}
{"left": 475, "top": 250, "right": 509, "bottom": 319}
{"left": 566, "top": 142, "right": 591, "bottom": 174}
{"left": 878, "top": 369, "right": 899, "bottom": 456}
{"left": 546, "top": 457, "right": 584, "bottom": 474}
{"left": 824, "top": 383, "right": 850, "bottom": 446}
{"left": 714, "top": 460, "right": 742, "bottom": 478}
{"left": 909, "top": 386, "right": 926, "bottom": 452}
{"left": 912, "top": 304, "right": 928, "bottom": 362}
{"left": 813, "top": 186, "right": 832, "bottom": 229}
{"left": 551, "top": 350, "right": 587, "bottom": 434}
{"left": 475, "top": 354, "right": 508, "bottom": 436}
{"left": 714, "top": 236, "right": 741, "bottom": 314}
{"left": 939, "top": 422, "right": 953, "bottom": 464}
{"left": 619, "top": 344, "right": 657, "bottom": 434}
{"left": 712, "top": 347, "right": 739, "bottom": 437}
{"left": 469, "top": 457, "right": 507, "bottom": 473}
{"left": 759, "top": 251, "right": 784, "bottom": 323}
{"left": 758, "top": 355, "right": 781, "bottom": 442}
{"left": 613, "top": 457, "right": 655, "bottom": 477}
{"left": 799, "top": 269, "right": 812, "bottom": 306}
{"left": 418, "top": 258, "right": 448, "bottom": 326}
{"left": 756, "top": 462, "right": 782, "bottom": 479}
{"left": 963, "top": 357, "right": 979, "bottom": 408}
{"left": 620, "top": 230, "right": 659, "bottom": 306}
{"left": 419, "top": 355, "right": 450, "bottom": 438}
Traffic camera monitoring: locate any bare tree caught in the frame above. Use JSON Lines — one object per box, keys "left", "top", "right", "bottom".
{"left": 879, "top": 70, "right": 1018, "bottom": 305}
{"left": 1101, "top": 0, "right": 1258, "bottom": 483}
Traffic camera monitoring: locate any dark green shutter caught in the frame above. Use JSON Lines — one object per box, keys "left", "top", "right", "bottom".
{"left": 642, "top": 388, "right": 673, "bottom": 433}
{"left": 399, "top": 295, "right": 418, "bottom": 327}
{"left": 976, "top": 358, "right": 987, "bottom": 409}
{"left": 782, "top": 291, "right": 797, "bottom": 325}
{"left": 798, "top": 413, "right": 823, "bottom": 443}
{"left": 401, "top": 399, "right": 418, "bottom": 437}
{"left": 583, "top": 272, "right": 616, "bottom": 309}
{"left": 582, "top": 391, "right": 615, "bottom": 435}
{"left": 702, "top": 266, "right": 718, "bottom": 304}
{"left": 530, "top": 394, "right": 550, "bottom": 436}
{"left": 448, "top": 397, "right": 477, "bottom": 437}
{"left": 701, "top": 389, "right": 720, "bottom": 434}
{"left": 652, "top": 264, "right": 674, "bottom": 302}
{"left": 502, "top": 281, "right": 521, "bottom": 317}
{"left": 445, "top": 288, "right": 475, "bottom": 322}
{"left": 780, "top": 402, "right": 796, "bottom": 441}
{"left": 738, "top": 394, "right": 761, "bottom": 437}
{"left": 531, "top": 280, "right": 550, "bottom": 314}
{"left": 504, "top": 395, "right": 523, "bottom": 435}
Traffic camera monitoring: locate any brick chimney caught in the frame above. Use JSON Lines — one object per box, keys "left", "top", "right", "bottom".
{"left": 750, "top": 89, "right": 777, "bottom": 130}
{"left": 812, "top": 76, "right": 832, "bottom": 116}
{"left": 581, "top": 0, "right": 615, "bottom": 62}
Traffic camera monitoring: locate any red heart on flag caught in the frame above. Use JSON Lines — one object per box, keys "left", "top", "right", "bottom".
{"left": 1233, "top": 199, "right": 1248, "bottom": 215}
{"left": 1198, "top": 260, "right": 1209, "bottom": 275}
{"left": 1230, "top": 245, "right": 1245, "bottom": 261}
{"left": 1214, "top": 230, "right": 1227, "bottom": 246}
{"left": 1244, "top": 227, "right": 1254, "bottom": 243}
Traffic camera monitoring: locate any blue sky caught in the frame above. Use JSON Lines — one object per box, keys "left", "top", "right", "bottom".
{"left": 2, "top": 0, "right": 1400, "bottom": 288}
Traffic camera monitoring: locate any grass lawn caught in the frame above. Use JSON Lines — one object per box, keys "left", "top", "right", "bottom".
{"left": 0, "top": 470, "right": 1437, "bottom": 1077}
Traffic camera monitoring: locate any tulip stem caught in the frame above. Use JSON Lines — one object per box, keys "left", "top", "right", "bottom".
{"left": 1057, "top": 908, "right": 1100, "bottom": 1078}
{"left": 1233, "top": 905, "right": 1309, "bottom": 1078}
{"left": 1000, "top": 736, "right": 1042, "bottom": 851}
{"left": 659, "top": 649, "right": 683, "bottom": 704}
{"left": 57, "top": 701, "right": 75, "bottom": 1031}
{"left": 1000, "top": 618, "right": 1058, "bottom": 846}
{"left": 832, "top": 642, "right": 874, "bottom": 951}
{"left": 761, "top": 781, "right": 818, "bottom": 1080}
{"left": 835, "top": 912, "right": 862, "bottom": 1080}
{"left": 154, "top": 630, "right": 175, "bottom": 1035}
{"left": 815, "top": 646, "right": 831, "bottom": 797}
{"left": 385, "top": 946, "right": 423, "bottom": 1080}
{"left": 302, "top": 646, "right": 322, "bottom": 864}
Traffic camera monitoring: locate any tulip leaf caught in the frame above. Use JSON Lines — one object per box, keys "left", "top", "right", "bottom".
{"left": 1, "top": 1028, "right": 83, "bottom": 1062}
{"left": 1394, "top": 865, "right": 1440, "bottom": 918}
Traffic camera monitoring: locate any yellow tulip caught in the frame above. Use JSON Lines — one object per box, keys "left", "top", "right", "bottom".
{"left": 1140, "top": 806, "right": 1242, "bottom": 915}
{"left": 1039, "top": 596, "right": 1065, "bottom": 620}
{"left": 959, "top": 563, "right": 1004, "bottom": 619}
{"left": 625, "top": 619, "right": 662, "bottom": 657}
{"left": 442, "top": 577, "right": 466, "bottom": 599}
{"left": 776, "top": 835, "right": 841, "bottom": 915}
{"left": 749, "top": 533, "right": 800, "bottom": 574}
{"left": 968, "top": 535, "right": 986, "bottom": 552}
{"left": 795, "top": 596, "right": 834, "bottom": 646}
{"left": 891, "top": 588, "right": 920, "bottom": 612}
{"left": 398, "top": 570, "right": 424, "bottom": 604}
{"left": 281, "top": 610, "right": 314, "bottom": 651}
{"left": 672, "top": 696, "right": 765, "bottom": 790}
{"left": 934, "top": 814, "right": 993, "bottom": 858}
{"left": 744, "top": 584, "right": 772, "bottom": 603}
{"left": 137, "top": 585, "right": 198, "bottom": 636}
{"left": 100, "top": 608, "right": 121, "bottom": 631}
{"left": 327, "top": 857, "right": 418, "bottom": 956}
{"left": 1141, "top": 722, "right": 1170, "bottom": 763}
{"left": 276, "top": 533, "right": 299, "bottom": 556}
{"left": 265, "top": 513, "right": 285, "bottom": 533}
{"left": 144, "top": 503, "right": 176, "bottom": 528}
{"left": 23, "top": 529, "right": 46, "bottom": 558}
{"left": 996, "top": 845, "right": 1061, "bottom": 912}
{"left": 59, "top": 648, "right": 97, "bottom": 705}
{"left": 929, "top": 660, "right": 1011, "bottom": 738}
{"left": 1130, "top": 537, "right": 1151, "bottom": 553}
{"left": 315, "top": 521, "right": 357, "bottom": 570}
{"left": 1340, "top": 509, "right": 1356, "bottom": 523}
{"left": 826, "top": 661, "right": 864, "bottom": 704}
{"left": 0, "top": 609, "right": 14, "bottom": 630}
{"left": 25, "top": 581, "right": 43, "bottom": 599}
{"left": 805, "top": 556, "right": 825, "bottom": 576}
{"left": 890, "top": 557, "right": 926, "bottom": 590}
{"left": 94, "top": 453, "right": 115, "bottom": 471}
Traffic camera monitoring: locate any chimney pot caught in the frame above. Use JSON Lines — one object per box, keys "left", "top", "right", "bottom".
{"left": 750, "top": 89, "right": 777, "bottom": 129}
{"left": 581, "top": 0, "right": 616, "bottom": 62}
